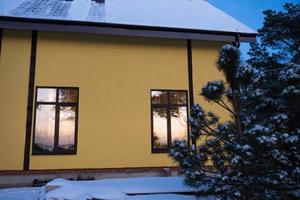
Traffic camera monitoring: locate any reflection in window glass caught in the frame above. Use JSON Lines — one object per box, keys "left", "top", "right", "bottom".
{"left": 171, "top": 107, "right": 188, "bottom": 141}
{"left": 170, "top": 91, "right": 187, "bottom": 104}
{"left": 34, "top": 105, "right": 55, "bottom": 152}
{"left": 151, "top": 90, "right": 188, "bottom": 153}
{"left": 152, "top": 108, "right": 168, "bottom": 149}
{"left": 37, "top": 88, "right": 56, "bottom": 102}
{"left": 33, "top": 87, "right": 79, "bottom": 154}
{"left": 59, "top": 89, "right": 78, "bottom": 102}
{"left": 151, "top": 91, "right": 168, "bottom": 104}
{"left": 59, "top": 106, "right": 76, "bottom": 150}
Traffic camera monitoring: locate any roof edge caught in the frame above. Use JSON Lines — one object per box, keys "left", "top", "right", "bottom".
{"left": 0, "top": 16, "right": 257, "bottom": 42}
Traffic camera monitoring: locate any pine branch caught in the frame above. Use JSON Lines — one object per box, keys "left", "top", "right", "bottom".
{"left": 231, "top": 90, "right": 243, "bottom": 138}
{"left": 201, "top": 127, "right": 236, "bottom": 149}
{"left": 213, "top": 99, "right": 237, "bottom": 116}
{"left": 220, "top": 98, "right": 236, "bottom": 115}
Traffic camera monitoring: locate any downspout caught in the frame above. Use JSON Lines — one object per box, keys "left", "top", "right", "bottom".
{"left": 0, "top": 29, "right": 3, "bottom": 58}
{"left": 23, "top": 30, "right": 38, "bottom": 170}
{"left": 234, "top": 33, "right": 241, "bottom": 48}
{"left": 232, "top": 33, "right": 243, "bottom": 138}
{"left": 187, "top": 39, "right": 196, "bottom": 147}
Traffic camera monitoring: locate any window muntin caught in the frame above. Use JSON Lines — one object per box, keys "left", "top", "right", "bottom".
{"left": 33, "top": 87, "right": 79, "bottom": 155}
{"left": 151, "top": 90, "right": 188, "bottom": 153}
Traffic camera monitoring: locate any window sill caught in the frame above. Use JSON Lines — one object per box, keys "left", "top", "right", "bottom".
{"left": 152, "top": 149, "right": 169, "bottom": 154}
{"left": 32, "top": 151, "right": 77, "bottom": 155}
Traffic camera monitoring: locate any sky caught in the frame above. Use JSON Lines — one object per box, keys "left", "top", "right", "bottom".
{"left": 208, "top": 0, "right": 300, "bottom": 60}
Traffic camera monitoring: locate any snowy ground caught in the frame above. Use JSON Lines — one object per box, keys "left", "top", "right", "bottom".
{"left": 0, "top": 187, "right": 45, "bottom": 200}
{"left": 0, "top": 176, "right": 215, "bottom": 200}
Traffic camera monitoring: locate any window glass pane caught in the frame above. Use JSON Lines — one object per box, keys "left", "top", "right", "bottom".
{"left": 37, "top": 88, "right": 56, "bottom": 102}
{"left": 171, "top": 106, "right": 188, "bottom": 142}
{"left": 151, "top": 91, "right": 168, "bottom": 104}
{"left": 170, "top": 91, "right": 187, "bottom": 104}
{"left": 152, "top": 107, "right": 168, "bottom": 149}
{"left": 34, "top": 105, "right": 55, "bottom": 152}
{"left": 59, "top": 89, "right": 78, "bottom": 102}
{"left": 59, "top": 106, "right": 76, "bottom": 151}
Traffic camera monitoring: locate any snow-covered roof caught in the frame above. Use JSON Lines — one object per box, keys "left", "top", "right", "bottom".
{"left": 0, "top": 0, "right": 257, "bottom": 42}
{"left": 0, "top": 0, "right": 256, "bottom": 34}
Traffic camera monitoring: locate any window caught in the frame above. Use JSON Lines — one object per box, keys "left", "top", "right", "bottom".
{"left": 33, "top": 87, "right": 79, "bottom": 155}
{"left": 151, "top": 90, "right": 189, "bottom": 153}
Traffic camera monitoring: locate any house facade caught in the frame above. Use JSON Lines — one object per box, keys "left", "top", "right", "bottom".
{"left": 0, "top": 0, "right": 256, "bottom": 172}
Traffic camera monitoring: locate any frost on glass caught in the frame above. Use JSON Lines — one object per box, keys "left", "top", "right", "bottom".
{"left": 152, "top": 107, "right": 168, "bottom": 149}
{"left": 34, "top": 105, "right": 55, "bottom": 152}
{"left": 58, "top": 106, "right": 76, "bottom": 151}
{"left": 37, "top": 88, "right": 56, "bottom": 102}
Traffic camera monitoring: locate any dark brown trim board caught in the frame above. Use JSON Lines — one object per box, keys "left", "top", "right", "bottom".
{"left": 233, "top": 33, "right": 241, "bottom": 48}
{"left": 23, "top": 30, "right": 38, "bottom": 170}
{"left": 0, "top": 16, "right": 257, "bottom": 43}
{"left": 0, "top": 29, "right": 3, "bottom": 57}
{"left": 187, "top": 40, "right": 196, "bottom": 146}
{"left": 187, "top": 40, "right": 194, "bottom": 106}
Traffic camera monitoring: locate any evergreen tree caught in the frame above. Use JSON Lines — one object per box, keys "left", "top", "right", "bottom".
{"left": 248, "top": 3, "right": 300, "bottom": 66}
{"left": 170, "top": 3, "right": 300, "bottom": 199}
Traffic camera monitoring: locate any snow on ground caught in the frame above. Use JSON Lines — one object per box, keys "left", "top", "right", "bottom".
{"left": 0, "top": 187, "right": 45, "bottom": 200}
{"left": 127, "top": 194, "right": 215, "bottom": 200}
{"left": 0, "top": 188, "right": 212, "bottom": 200}
{"left": 45, "top": 176, "right": 199, "bottom": 199}
{"left": 0, "top": 176, "right": 214, "bottom": 200}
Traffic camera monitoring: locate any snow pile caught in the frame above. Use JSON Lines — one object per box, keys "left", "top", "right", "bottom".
{"left": 45, "top": 176, "right": 197, "bottom": 200}
{"left": 127, "top": 194, "right": 215, "bottom": 200}
{"left": 0, "top": 177, "right": 215, "bottom": 200}
{"left": 0, "top": 187, "right": 45, "bottom": 200}
{"left": 46, "top": 181, "right": 127, "bottom": 200}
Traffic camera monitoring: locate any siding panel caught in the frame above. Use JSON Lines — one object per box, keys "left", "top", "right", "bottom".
{"left": 31, "top": 32, "right": 188, "bottom": 169}
{"left": 0, "top": 30, "right": 31, "bottom": 170}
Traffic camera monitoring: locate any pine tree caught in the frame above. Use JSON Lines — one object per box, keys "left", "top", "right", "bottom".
{"left": 170, "top": 3, "right": 300, "bottom": 199}
{"left": 248, "top": 3, "right": 300, "bottom": 66}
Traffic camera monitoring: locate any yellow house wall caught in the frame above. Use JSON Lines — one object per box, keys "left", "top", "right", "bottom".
{"left": 192, "top": 41, "right": 228, "bottom": 120}
{"left": 0, "top": 30, "right": 227, "bottom": 170}
{"left": 30, "top": 32, "right": 190, "bottom": 169}
{"left": 192, "top": 41, "right": 229, "bottom": 147}
{"left": 0, "top": 30, "right": 32, "bottom": 170}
